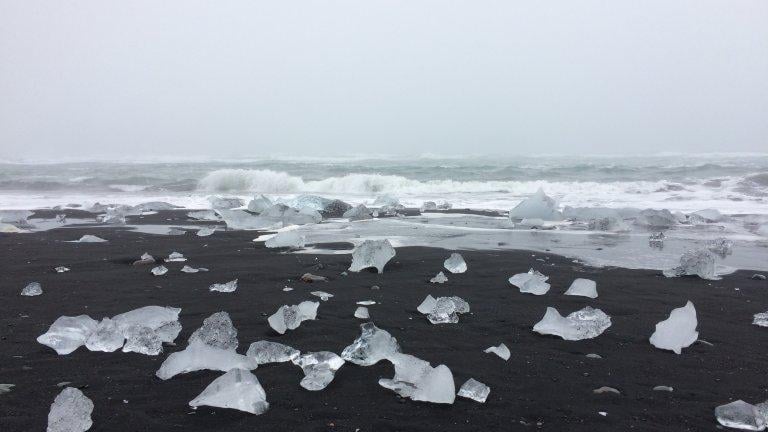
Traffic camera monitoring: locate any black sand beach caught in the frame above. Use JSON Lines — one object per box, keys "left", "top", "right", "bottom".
{"left": 2, "top": 212, "right": 767, "bottom": 431}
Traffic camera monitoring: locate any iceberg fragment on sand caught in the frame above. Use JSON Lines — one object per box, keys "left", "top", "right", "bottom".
{"left": 122, "top": 325, "right": 162, "bottom": 355}
{"left": 246, "top": 341, "right": 300, "bottom": 365}
{"left": 421, "top": 201, "right": 438, "bottom": 211}
{"left": 484, "top": 343, "right": 510, "bottom": 361}
{"left": 533, "top": 306, "right": 611, "bottom": 341}
{"left": 37, "top": 315, "right": 98, "bottom": 355}
{"left": 663, "top": 249, "right": 717, "bottom": 280}
{"left": 196, "top": 227, "right": 215, "bottom": 237}
{"left": 155, "top": 341, "right": 258, "bottom": 380}
{"left": 151, "top": 265, "right": 168, "bottom": 276}
{"left": 189, "top": 368, "right": 269, "bottom": 415}
{"left": 714, "top": 400, "right": 766, "bottom": 431}
{"left": 310, "top": 291, "right": 333, "bottom": 301}
{"left": 292, "top": 352, "right": 345, "bottom": 391}
{"left": 209, "top": 279, "right": 238, "bottom": 293}
{"left": 21, "top": 282, "right": 42, "bottom": 296}
{"left": 166, "top": 252, "right": 186, "bottom": 262}
{"left": 247, "top": 194, "right": 273, "bottom": 213}
{"left": 417, "top": 295, "right": 470, "bottom": 324}
{"left": 354, "top": 306, "right": 370, "bottom": 319}
{"left": 208, "top": 196, "right": 245, "bottom": 210}
{"left": 508, "top": 188, "right": 561, "bottom": 221}
{"left": 265, "top": 231, "right": 306, "bottom": 249}
{"left": 180, "top": 265, "right": 208, "bottom": 273}
{"left": 341, "top": 323, "right": 401, "bottom": 366}
{"left": 267, "top": 301, "right": 319, "bottom": 334}
{"left": 443, "top": 253, "right": 467, "bottom": 274}
{"left": 188, "top": 311, "right": 239, "bottom": 351}
{"left": 379, "top": 353, "right": 455, "bottom": 404}
{"left": 649, "top": 301, "right": 698, "bottom": 354}
{"left": 753, "top": 312, "right": 768, "bottom": 328}
{"left": 187, "top": 210, "right": 220, "bottom": 221}
{"left": 349, "top": 239, "right": 396, "bottom": 273}
{"left": 430, "top": 271, "right": 448, "bottom": 284}
{"left": 564, "top": 278, "right": 598, "bottom": 298}
{"left": 634, "top": 209, "right": 677, "bottom": 228}
{"left": 85, "top": 318, "right": 124, "bottom": 352}
{"left": 112, "top": 306, "right": 181, "bottom": 335}
{"left": 343, "top": 204, "right": 373, "bottom": 221}
{"left": 47, "top": 387, "right": 93, "bottom": 432}
{"left": 508, "top": 269, "right": 550, "bottom": 295}
{"left": 458, "top": 378, "right": 490, "bottom": 403}
{"left": 69, "top": 235, "right": 107, "bottom": 243}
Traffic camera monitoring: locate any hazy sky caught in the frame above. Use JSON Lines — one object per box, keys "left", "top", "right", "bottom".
{"left": 1, "top": 1, "right": 766, "bottom": 159}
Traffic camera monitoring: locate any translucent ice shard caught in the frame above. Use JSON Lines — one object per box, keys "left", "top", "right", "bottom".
{"left": 189, "top": 368, "right": 269, "bottom": 415}
{"left": 300, "top": 273, "right": 328, "bottom": 282}
{"left": 85, "top": 318, "right": 124, "bottom": 352}
{"left": 247, "top": 194, "right": 273, "bottom": 213}
{"left": 343, "top": 204, "right": 373, "bottom": 221}
{"left": 180, "top": 265, "right": 208, "bottom": 273}
{"left": 209, "top": 279, "right": 238, "bottom": 293}
{"left": 484, "top": 343, "right": 510, "bottom": 361}
{"left": 691, "top": 208, "right": 724, "bottom": 223}
{"left": 133, "top": 252, "right": 155, "bottom": 266}
{"left": 349, "top": 239, "right": 396, "bottom": 273}
{"left": 373, "top": 195, "right": 399, "bottom": 207}
{"left": 122, "top": 325, "right": 162, "bottom": 355}
{"left": 634, "top": 209, "right": 677, "bottom": 228}
{"left": 430, "top": 271, "right": 448, "bottom": 284}
{"left": 196, "top": 227, "right": 215, "bottom": 237}
{"left": 111, "top": 306, "right": 181, "bottom": 335}
{"left": 341, "top": 323, "right": 401, "bottom": 366}
{"left": 37, "top": 315, "right": 98, "bottom": 355}
{"left": 508, "top": 188, "right": 561, "bottom": 221}
{"left": 155, "top": 341, "right": 258, "bottom": 380}
{"left": 379, "top": 353, "right": 455, "bottom": 404}
{"left": 707, "top": 237, "right": 734, "bottom": 257}
{"left": 421, "top": 201, "right": 438, "bottom": 211}
{"left": 715, "top": 400, "right": 765, "bottom": 431}
{"left": 21, "top": 282, "right": 42, "bottom": 296}
{"left": 217, "top": 209, "right": 277, "bottom": 230}
{"left": 208, "top": 196, "right": 245, "bottom": 210}
{"left": 55, "top": 266, "right": 70, "bottom": 273}
{"left": 533, "top": 306, "right": 611, "bottom": 341}
{"left": 663, "top": 249, "right": 717, "bottom": 280}
{"left": 354, "top": 306, "right": 370, "bottom": 319}
{"left": 70, "top": 235, "right": 107, "bottom": 243}
{"left": 166, "top": 251, "right": 186, "bottom": 262}
{"left": 564, "top": 278, "right": 598, "bottom": 298}
{"left": 649, "top": 301, "right": 698, "bottom": 354}
{"left": 188, "top": 210, "right": 221, "bottom": 221}
{"left": 292, "top": 351, "right": 345, "bottom": 391}
{"left": 151, "top": 265, "right": 168, "bottom": 276}
{"left": 47, "top": 387, "right": 93, "bottom": 432}
{"left": 267, "top": 301, "right": 319, "bottom": 334}
{"left": 508, "top": 269, "right": 551, "bottom": 295}
{"left": 265, "top": 231, "right": 306, "bottom": 249}
{"left": 458, "top": 378, "right": 490, "bottom": 403}
{"left": 417, "top": 295, "right": 470, "bottom": 324}
{"left": 310, "top": 291, "right": 334, "bottom": 301}
{"left": 753, "top": 312, "right": 768, "bottom": 328}
{"left": 188, "top": 311, "right": 238, "bottom": 351}
{"left": 443, "top": 253, "right": 467, "bottom": 274}
{"left": 417, "top": 295, "right": 437, "bottom": 314}
{"left": 245, "top": 341, "right": 300, "bottom": 365}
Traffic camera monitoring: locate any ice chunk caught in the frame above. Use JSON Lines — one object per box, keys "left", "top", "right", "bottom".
{"left": 180, "top": 265, "right": 208, "bottom": 273}
{"left": 320, "top": 199, "right": 353, "bottom": 218}
{"left": 122, "top": 325, "right": 162, "bottom": 355}
{"left": 85, "top": 318, "right": 124, "bottom": 352}
{"left": 292, "top": 352, "right": 345, "bottom": 391}
{"left": 196, "top": 227, "right": 215, "bottom": 237}
{"left": 430, "top": 271, "right": 448, "bottom": 283}
{"left": 0, "top": 383, "right": 14, "bottom": 394}
{"left": 417, "top": 295, "right": 437, "bottom": 314}
{"left": 133, "top": 252, "right": 155, "bottom": 266}
{"left": 187, "top": 210, "right": 221, "bottom": 221}
{"left": 47, "top": 387, "right": 93, "bottom": 432}
{"left": 753, "top": 312, "right": 768, "bottom": 328}
{"left": 189, "top": 368, "right": 269, "bottom": 415}
{"left": 634, "top": 209, "right": 677, "bottom": 228}
{"left": 70, "top": 235, "right": 107, "bottom": 243}
{"left": 208, "top": 196, "right": 245, "bottom": 210}
{"left": 246, "top": 341, "right": 300, "bottom": 365}
{"left": 217, "top": 209, "right": 277, "bottom": 230}
{"left": 356, "top": 300, "right": 376, "bottom": 305}
{"left": 349, "top": 239, "right": 396, "bottom": 273}
{"left": 343, "top": 204, "right": 373, "bottom": 221}
{"left": 354, "top": 306, "right": 370, "bottom": 319}
{"left": 55, "top": 266, "right": 70, "bottom": 273}
{"left": 21, "top": 282, "right": 42, "bottom": 296}
{"left": 508, "top": 188, "right": 561, "bottom": 221}
{"left": 663, "top": 249, "right": 717, "bottom": 280}
{"left": 310, "top": 291, "right": 333, "bottom": 301}
{"left": 209, "top": 279, "right": 238, "bottom": 293}
{"left": 443, "top": 253, "right": 467, "bottom": 274}
{"left": 267, "top": 301, "right": 319, "bottom": 334}
{"left": 155, "top": 341, "right": 258, "bottom": 380}
{"left": 653, "top": 385, "right": 674, "bottom": 392}
{"left": 707, "top": 237, "right": 734, "bottom": 257}
{"left": 564, "top": 278, "right": 598, "bottom": 299}
{"left": 458, "top": 378, "right": 490, "bottom": 403}
{"left": 189, "top": 312, "right": 238, "bottom": 351}
{"left": 379, "top": 353, "right": 455, "bottom": 404}
{"left": 373, "top": 195, "right": 399, "bottom": 207}
{"left": 691, "top": 208, "right": 724, "bottom": 223}
{"left": 417, "top": 295, "right": 470, "bottom": 324}
{"left": 166, "top": 251, "right": 186, "bottom": 262}
{"left": 247, "top": 194, "right": 273, "bottom": 213}
{"left": 421, "top": 201, "right": 438, "bottom": 211}
{"left": 715, "top": 400, "right": 765, "bottom": 431}
{"left": 437, "top": 201, "right": 453, "bottom": 210}
{"left": 508, "top": 269, "right": 550, "bottom": 295}
{"left": 593, "top": 386, "right": 621, "bottom": 395}
{"left": 37, "top": 315, "right": 98, "bottom": 355}
{"left": 151, "top": 265, "right": 168, "bottom": 276}
{"left": 155, "top": 321, "right": 182, "bottom": 344}
{"left": 649, "top": 301, "right": 698, "bottom": 354}
{"left": 111, "top": 306, "right": 181, "bottom": 334}
{"left": 99, "top": 206, "right": 130, "bottom": 224}
{"left": 300, "top": 273, "right": 328, "bottom": 283}
{"left": 265, "top": 231, "right": 306, "bottom": 249}
{"left": 341, "top": 323, "right": 401, "bottom": 366}
{"left": 484, "top": 343, "right": 510, "bottom": 361}
{"left": 533, "top": 306, "right": 611, "bottom": 341}
{"left": 0, "top": 222, "right": 27, "bottom": 233}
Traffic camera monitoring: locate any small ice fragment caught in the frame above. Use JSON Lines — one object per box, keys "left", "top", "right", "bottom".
{"left": 21, "top": 282, "right": 42, "bottom": 296}
{"left": 341, "top": 323, "right": 401, "bottom": 366}
{"left": 458, "top": 378, "right": 490, "bottom": 403}
{"left": 598, "top": 412, "right": 607, "bottom": 417}
{"left": 564, "top": 278, "right": 598, "bottom": 298}
{"left": 753, "top": 274, "right": 767, "bottom": 281}
{"left": 111, "top": 306, "right": 181, "bottom": 335}
{"left": 356, "top": 300, "right": 376, "bottom": 305}
{"left": 265, "top": 231, "right": 306, "bottom": 249}
{"left": 55, "top": 266, "right": 70, "bottom": 273}
{"left": 85, "top": 318, "right": 124, "bottom": 352}
{"left": 247, "top": 194, "right": 273, "bottom": 213}
{"left": 151, "top": 265, "right": 168, "bottom": 276}
{"left": 166, "top": 251, "right": 186, "bottom": 262}
{"left": 180, "top": 265, "right": 208, "bottom": 273}
{"left": 634, "top": 209, "right": 677, "bottom": 228}
{"left": 155, "top": 341, "right": 258, "bottom": 380}
{"left": 282, "top": 286, "right": 293, "bottom": 292}
{"left": 483, "top": 343, "right": 510, "bottom": 361}
{"left": 0, "top": 383, "right": 14, "bottom": 395}
{"left": 508, "top": 188, "right": 561, "bottom": 221}
{"left": 663, "top": 249, "right": 717, "bottom": 280}
{"left": 209, "top": 279, "right": 238, "bottom": 293}
{"left": 421, "top": 201, "right": 437, "bottom": 211}
{"left": 417, "top": 295, "right": 470, "bottom": 324}
{"left": 267, "top": 301, "right": 319, "bottom": 334}
{"left": 707, "top": 237, "right": 734, "bottom": 257}
{"left": 47, "top": 387, "right": 93, "bottom": 432}
{"left": 430, "top": 271, "right": 448, "bottom": 283}
{"left": 72, "top": 235, "right": 107, "bottom": 243}
{"left": 343, "top": 204, "right": 373, "bottom": 221}
{"left": 443, "top": 253, "right": 467, "bottom": 274}
{"left": 310, "top": 291, "right": 334, "bottom": 301}
{"left": 349, "top": 239, "right": 396, "bottom": 274}
{"left": 533, "top": 306, "right": 611, "bottom": 341}
{"left": 196, "top": 227, "right": 215, "bottom": 237}
{"left": 188, "top": 311, "right": 238, "bottom": 351}
{"left": 246, "top": 341, "right": 300, "bottom": 365}
{"left": 122, "top": 325, "right": 162, "bottom": 355}
{"left": 378, "top": 353, "right": 455, "bottom": 404}
{"left": 300, "top": 273, "right": 328, "bottom": 282}
{"left": 133, "top": 252, "right": 155, "bottom": 266}
{"left": 354, "top": 307, "right": 370, "bottom": 319}
{"left": 437, "top": 201, "right": 452, "bottom": 210}
{"left": 753, "top": 312, "right": 768, "bottom": 327}
{"left": 417, "top": 295, "right": 437, "bottom": 314}
{"left": 586, "top": 353, "right": 602, "bottom": 359}
{"left": 37, "top": 315, "right": 98, "bottom": 355}
{"left": 653, "top": 385, "right": 673, "bottom": 392}
{"left": 593, "top": 386, "right": 620, "bottom": 395}
{"left": 649, "top": 301, "right": 698, "bottom": 354}
{"left": 508, "top": 269, "right": 550, "bottom": 295}
{"left": 715, "top": 400, "right": 765, "bottom": 431}
{"left": 292, "top": 352, "right": 345, "bottom": 391}
{"left": 189, "top": 368, "right": 269, "bottom": 415}
{"left": 691, "top": 208, "right": 724, "bottom": 223}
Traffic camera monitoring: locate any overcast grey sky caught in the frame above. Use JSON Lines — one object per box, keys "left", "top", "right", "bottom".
{"left": 1, "top": 1, "right": 766, "bottom": 159}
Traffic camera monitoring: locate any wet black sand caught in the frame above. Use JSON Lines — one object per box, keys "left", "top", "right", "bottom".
{"left": 1, "top": 213, "right": 767, "bottom": 431}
